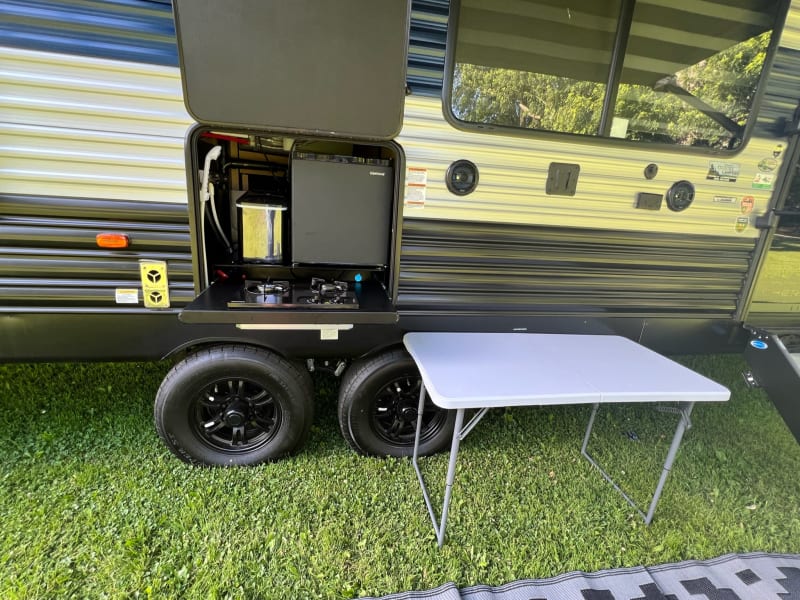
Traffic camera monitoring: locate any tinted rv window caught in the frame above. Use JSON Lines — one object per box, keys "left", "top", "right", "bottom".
{"left": 447, "top": 0, "right": 783, "bottom": 149}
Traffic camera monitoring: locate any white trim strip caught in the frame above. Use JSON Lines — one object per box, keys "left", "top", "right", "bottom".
{"left": 235, "top": 324, "right": 354, "bottom": 331}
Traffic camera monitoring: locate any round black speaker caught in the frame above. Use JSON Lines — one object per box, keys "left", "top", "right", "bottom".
{"left": 446, "top": 160, "right": 479, "bottom": 196}
{"left": 666, "top": 180, "right": 695, "bottom": 212}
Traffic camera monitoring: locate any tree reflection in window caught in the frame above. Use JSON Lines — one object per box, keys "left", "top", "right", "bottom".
{"left": 448, "top": 1, "right": 780, "bottom": 150}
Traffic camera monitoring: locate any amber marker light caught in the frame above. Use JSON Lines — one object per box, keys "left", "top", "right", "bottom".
{"left": 96, "top": 233, "right": 130, "bottom": 249}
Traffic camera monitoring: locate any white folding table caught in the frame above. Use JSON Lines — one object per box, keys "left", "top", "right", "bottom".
{"left": 403, "top": 332, "right": 730, "bottom": 546}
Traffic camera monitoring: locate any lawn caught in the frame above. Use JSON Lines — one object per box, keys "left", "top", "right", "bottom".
{"left": 0, "top": 354, "right": 798, "bottom": 598}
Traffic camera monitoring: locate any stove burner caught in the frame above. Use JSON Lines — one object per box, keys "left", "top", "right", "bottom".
{"left": 247, "top": 281, "right": 290, "bottom": 295}
{"left": 247, "top": 282, "right": 289, "bottom": 294}
{"left": 243, "top": 280, "right": 290, "bottom": 303}
{"left": 311, "top": 278, "right": 349, "bottom": 296}
{"left": 232, "top": 278, "right": 359, "bottom": 309}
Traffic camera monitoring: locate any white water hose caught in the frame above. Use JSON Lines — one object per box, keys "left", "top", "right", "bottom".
{"left": 199, "top": 146, "right": 231, "bottom": 284}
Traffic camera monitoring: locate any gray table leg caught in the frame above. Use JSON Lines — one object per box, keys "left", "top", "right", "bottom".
{"left": 582, "top": 403, "right": 643, "bottom": 513}
{"left": 643, "top": 401, "right": 694, "bottom": 525}
{"left": 412, "top": 387, "right": 465, "bottom": 546}
{"left": 436, "top": 408, "right": 464, "bottom": 547}
{"left": 412, "top": 383, "right": 440, "bottom": 537}
{"left": 412, "top": 384, "right": 468, "bottom": 546}
{"left": 581, "top": 403, "right": 600, "bottom": 456}
{"left": 412, "top": 383, "right": 426, "bottom": 464}
{"left": 413, "top": 400, "right": 491, "bottom": 546}
{"left": 582, "top": 401, "right": 696, "bottom": 525}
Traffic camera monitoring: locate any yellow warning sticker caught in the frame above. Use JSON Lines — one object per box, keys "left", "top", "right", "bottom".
{"left": 139, "top": 260, "right": 170, "bottom": 308}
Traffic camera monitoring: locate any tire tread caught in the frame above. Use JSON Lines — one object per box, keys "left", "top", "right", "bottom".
{"left": 154, "top": 345, "right": 313, "bottom": 466}
{"left": 337, "top": 348, "right": 455, "bottom": 457}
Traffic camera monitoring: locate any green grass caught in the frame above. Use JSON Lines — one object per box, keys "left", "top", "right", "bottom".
{"left": 1, "top": 354, "right": 799, "bottom": 599}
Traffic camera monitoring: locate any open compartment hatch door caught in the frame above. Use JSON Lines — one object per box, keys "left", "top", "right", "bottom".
{"left": 173, "top": 0, "right": 410, "bottom": 139}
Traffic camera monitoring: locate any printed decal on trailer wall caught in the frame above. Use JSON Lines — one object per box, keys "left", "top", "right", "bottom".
{"left": 405, "top": 166, "right": 428, "bottom": 208}
{"left": 707, "top": 162, "right": 740, "bottom": 183}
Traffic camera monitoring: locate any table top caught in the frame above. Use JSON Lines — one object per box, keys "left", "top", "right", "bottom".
{"left": 403, "top": 333, "right": 730, "bottom": 409}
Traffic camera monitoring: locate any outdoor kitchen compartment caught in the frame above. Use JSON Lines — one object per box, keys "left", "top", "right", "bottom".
{"left": 172, "top": 0, "right": 409, "bottom": 327}
{"left": 179, "top": 135, "right": 400, "bottom": 326}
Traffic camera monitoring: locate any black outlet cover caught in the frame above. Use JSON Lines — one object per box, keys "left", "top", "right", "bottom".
{"left": 546, "top": 162, "right": 580, "bottom": 196}
{"left": 636, "top": 192, "right": 663, "bottom": 210}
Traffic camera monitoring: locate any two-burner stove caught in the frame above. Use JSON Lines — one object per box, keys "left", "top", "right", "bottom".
{"left": 230, "top": 277, "right": 359, "bottom": 309}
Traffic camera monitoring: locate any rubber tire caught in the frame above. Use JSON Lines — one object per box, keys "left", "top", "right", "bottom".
{"left": 154, "top": 345, "right": 313, "bottom": 466}
{"left": 338, "top": 349, "right": 456, "bottom": 457}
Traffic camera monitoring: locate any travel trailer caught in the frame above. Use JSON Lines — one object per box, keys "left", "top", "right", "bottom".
{"left": 1, "top": 0, "right": 799, "bottom": 466}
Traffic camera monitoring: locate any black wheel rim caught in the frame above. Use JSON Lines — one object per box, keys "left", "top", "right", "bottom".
{"left": 370, "top": 374, "right": 448, "bottom": 446}
{"left": 191, "top": 378, "right": 282, "bottom": 454}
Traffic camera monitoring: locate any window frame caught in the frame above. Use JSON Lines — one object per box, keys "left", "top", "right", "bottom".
{"left": 441, "top": 0, "right": 790, "bottom": 155}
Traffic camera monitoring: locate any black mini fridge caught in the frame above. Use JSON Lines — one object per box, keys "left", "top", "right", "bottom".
{"left": 291, "top": 154, "right": 393, "bottom": 267}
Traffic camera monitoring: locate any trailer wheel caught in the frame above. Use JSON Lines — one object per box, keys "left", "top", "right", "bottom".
{"left": 154, "top": 345, "right": 313, "bottom": 466}
{"left": 338, "top": 349, "right": 455, "bottom": 457}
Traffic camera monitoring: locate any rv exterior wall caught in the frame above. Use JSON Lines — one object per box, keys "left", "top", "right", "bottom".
{"left": 0, "top": 47, "right": 191, "bottom": 203}
{"left": 2, "top": 0, "right": 800, "bottom": 364}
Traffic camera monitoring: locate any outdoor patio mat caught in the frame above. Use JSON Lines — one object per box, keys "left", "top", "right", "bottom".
{"left": 368, "top": 552, "right": 800, "bottom": 599}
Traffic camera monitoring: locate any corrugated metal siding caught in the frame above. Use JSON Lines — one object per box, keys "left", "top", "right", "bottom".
{"left": 756, "top": 46, "right": 800, "bottom": 133}
{"left": 754, "top": 3, "right": 800, "bottom": 134}
{"left": 0, "top": 0, "right": 450, "bottom": 314}
{"left": 0, "top": 46, "right": 191, "bottom": 203}
{"left": 0, "top": 0, "right": 447, "bottom": 205}
{"left": 408, "top": 0, "right": 448, "bottom": 96}
{"left": 396, "top": 3, "right": 800, "bottom": 236}
{"left": 779, "top": 0, "right": 800, "bottom": 50}
{"left": 395, "top": 1, "right": 798, "bottom": 320}
{"left": 0, "top": 194, "right": 193, "bottom": 309}
{"left": 398, "top": 218, "right": 755, "bottom": 317}
{"left": 0, "top": 0, "right": 177, "bottom": 67}
{"left": 0, "top": 0, "right": 192, "bottom": 313}
{"left": 0, "top": 0, "right": 449, "bottom": 96}
{"left": 0, "top": 0, "right": 187, "bottom": 205}
{"left": 398, "top": 93, "right": 786, "bottom": 236}
{"left": 0, "top": 0, "right": 797, "bottom": 322}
